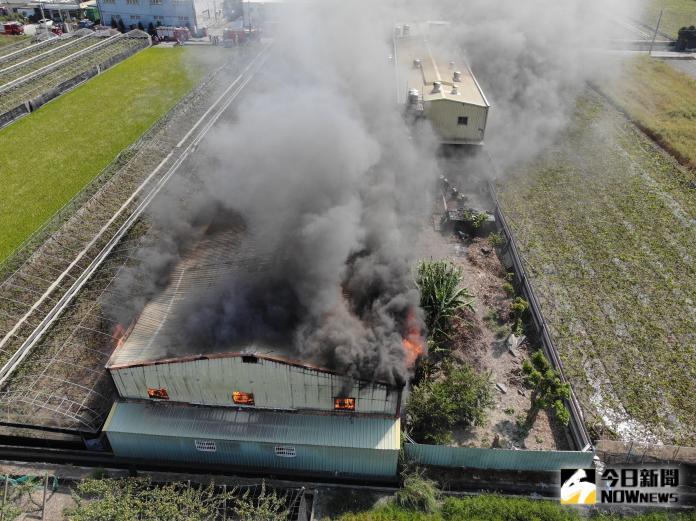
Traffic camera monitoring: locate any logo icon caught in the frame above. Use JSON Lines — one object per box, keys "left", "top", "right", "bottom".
{"left": 561, "top": 469, "right": 597, "bottom": 505}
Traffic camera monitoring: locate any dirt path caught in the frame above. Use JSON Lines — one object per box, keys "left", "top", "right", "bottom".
{"left": 413, "top": 208, "right": 569, "bottom": 450}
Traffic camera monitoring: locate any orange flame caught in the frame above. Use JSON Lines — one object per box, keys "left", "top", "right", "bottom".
{"left": 112, "top": 324, "right": 126, "bottom": 348}
{"left": 402, "top": 309, "right": 425, "bottom": 367}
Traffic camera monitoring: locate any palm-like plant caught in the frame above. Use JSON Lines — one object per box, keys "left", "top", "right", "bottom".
{"left": 416, "top": 260, "right": 474, "bottom": 344}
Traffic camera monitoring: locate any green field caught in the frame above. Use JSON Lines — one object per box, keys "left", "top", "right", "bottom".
{"left": 497, "top": 93, "right": 696, "bottom": 445}
{"left": 0, "top": 35, "right": 26, "bottom": 47}
{"left": 0, "top": 47, "right": 209, "bottom": 263}
{"left": 599, "top": 56, "right": 696, "bottom": 170}
{"left": 643, "top": 0, "right": 696, "bottom": 37}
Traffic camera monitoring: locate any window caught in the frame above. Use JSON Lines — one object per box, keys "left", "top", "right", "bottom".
{"left": 153, "top": 15, "right": 163, "bottom": 19}
{"left": 457, "top": 116, "right": 468, "bottom": 126}
{"left": 102, "top": 0, "right": 115, "bottom": 4}
{"left": 130, "top": 14, "right": 140, "bottom": 19}
{"left": 232, "top": 391, "right": 255, "bottom": 405}
{"left": 334, "top": 397, "right": 356, "bottom": 411}
{"left": 147, "top": 387, "right": 169, "bottom": 400}
{"left": 150, "top": 0, "right": 162, "bottom": 4}
{"left": 274, "top": 446, "right": 296, "bottom": 458}
{"left": 195, "top": 440, "right": 217, "bottom": 452}
{"left": 126, "top": 0, "right": 138, "bottom": 4}
{"left": 177, "top": 15, "right": 189, "bottom": 21}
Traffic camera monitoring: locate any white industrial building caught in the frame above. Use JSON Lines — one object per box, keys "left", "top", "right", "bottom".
{"left": 104, "top": 225, "right": 403, "bottom": 478}
{"left": 394, "top": 23, "right": 490, "bottom": 145}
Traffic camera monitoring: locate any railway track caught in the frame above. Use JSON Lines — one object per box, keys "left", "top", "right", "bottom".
{"left": 0, "top": 42, "right": 273, "bottom": 430}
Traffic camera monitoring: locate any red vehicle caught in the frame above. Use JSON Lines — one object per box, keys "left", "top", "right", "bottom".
{"left": 222, "top": 26, "right": 260, "bottom": 45}
{"left": 2, "top": 22, "right": 25, "bottom": 35}
{"left": 156, "top": 26, "right": 191, "bottom": 42}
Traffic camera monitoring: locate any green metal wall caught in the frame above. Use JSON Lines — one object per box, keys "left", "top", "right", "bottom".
{"left": 106, "top": 431, "right": 399, "bottom": 478}
{"left": 405, "top": 444, "right": 595, "bottom": 471}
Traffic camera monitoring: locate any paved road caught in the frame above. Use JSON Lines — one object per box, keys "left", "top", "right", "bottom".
{"left": 665, "top": 57, "right": 696, "bottom": 79}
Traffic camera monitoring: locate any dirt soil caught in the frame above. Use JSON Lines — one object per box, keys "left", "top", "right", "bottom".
{"left": 413, "top": 213, "right": 570, "bottom": 451}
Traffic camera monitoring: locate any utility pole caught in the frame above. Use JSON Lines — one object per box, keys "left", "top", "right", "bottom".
{"left": 648, "top": 9, "right": 663, "bottom": 56}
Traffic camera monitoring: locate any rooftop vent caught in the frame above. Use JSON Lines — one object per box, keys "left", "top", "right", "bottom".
{"left": 403, "top": 24, "right": 410, "bottom": 36}
{"left": 432, "top": 81, "right": 442, "bottom": 93}
{"left": 408, "top": 88, "right": 420, "bottom": 105}
{"left": 413, "top": 58, "right": 421, "bottom": 69}
{"left": 453, "top": 70, "right": 461, "bottom": 82}
{"left": 449, "top": 60, "right": 455, "bottom": 69}
{"left": 451, "top": 85, "right": 459, "bottom": 95}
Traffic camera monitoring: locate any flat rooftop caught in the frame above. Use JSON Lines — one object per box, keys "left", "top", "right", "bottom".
{"left": 395, "top": 33, "right": 488, "bottom": 107}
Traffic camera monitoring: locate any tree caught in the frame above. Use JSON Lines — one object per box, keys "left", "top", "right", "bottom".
{"left": 416, "top": 260, "right": 474, "bottom": 346}
{"left": 396, "top": 468, "right": 440, "bottom": 513}
{"left": 137, "top": 21, "right": 144, "bottom": 30}
{"left": 522, "top": 350, "right": 571, "bottom": 426}
{"left": 117, "top": 18, "right": 126, "bottom": 33}
{"left": 147, "top": 22, "right": 156, "bottom": 36}
{"left": 407, "top": 362, "right": 494, "bottom": 444}
{"left": 110, "top": 17, "right": 117, "bottom": 28}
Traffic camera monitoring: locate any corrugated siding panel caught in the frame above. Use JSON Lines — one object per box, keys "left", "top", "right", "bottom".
{"left": 405, "top": 444, "right": 595, "bottom": 472}
{"left": 110, "top": 357, "right": 399, "bottom": 415}
{"left": 425, "top": 100, "right": 487, "bottom": 142}
{"left": 107, "top": 431, "right": 398, "bottom": 477}
{"left": 105, "top": 401, "right": 401, "bottom": 450}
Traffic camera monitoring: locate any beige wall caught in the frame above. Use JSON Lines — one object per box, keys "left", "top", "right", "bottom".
{"left": 425, "top": 100, "right": 488, "bottom": 143}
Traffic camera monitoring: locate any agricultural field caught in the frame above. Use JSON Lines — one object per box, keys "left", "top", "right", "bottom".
{"left": 598, "top": 56, "right": 696, "bottom": 170}
{"left": 497, "top": 92, "right": 696, "bottom": 445}
{"left": 0, "top": 47, "right": 211, "bottom": 263}
{"left": 643, "top": 0, "right": 696, "bottom": 37}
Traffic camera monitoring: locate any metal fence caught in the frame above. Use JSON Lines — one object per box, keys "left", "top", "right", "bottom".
{"left": 405, "top": 443, "right": 595, "bottom": 472}
{"left": 486, "top": 177, "right": 592, "bottom": 451}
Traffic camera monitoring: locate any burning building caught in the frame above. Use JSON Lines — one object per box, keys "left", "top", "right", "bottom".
{"left": 395, "top": 22, "right": 490, "bottom": 145}
{"left": 103, "top": 224, "right": 404, "bottom": 478}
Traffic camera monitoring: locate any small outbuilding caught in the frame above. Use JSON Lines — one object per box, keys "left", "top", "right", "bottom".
{"left": 394, "top": 23, "right": 490, "bottom": 145}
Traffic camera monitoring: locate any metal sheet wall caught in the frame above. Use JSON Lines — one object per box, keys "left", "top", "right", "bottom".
{"left": 110, "top": 357, "right": 399, "bottom": 415}
{"left": 405, "top": 444, "right": 595, "bottom": 472}
{"left": 106, "top": 431, "right": 399, "bottom": 478}
{"left": 425, "top": 100, "right": 488, "bottom": 142}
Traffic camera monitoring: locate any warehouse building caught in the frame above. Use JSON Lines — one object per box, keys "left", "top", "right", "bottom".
{"left": 394, "top": 23, "right": 490, "bottom": 145}
{"left": 104, "top": 225, "right": 403, "bottom": 478}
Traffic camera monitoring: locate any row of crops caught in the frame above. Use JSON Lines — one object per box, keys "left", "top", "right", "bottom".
{"left": 497, "top": 93, "right": 696, "bottom": 446}
{"left": 0, "top": 31, "right": 150, "bottom": 124}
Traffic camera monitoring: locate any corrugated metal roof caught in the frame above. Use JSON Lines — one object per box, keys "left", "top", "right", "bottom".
{"left": 107, "top": 225, "right": 317, "bottom": 369}
{"left": 395, "top": 34, "right": 488, "bottom": 107}
{"left": 104, "top": 401, "right": 401, "bottom": 451}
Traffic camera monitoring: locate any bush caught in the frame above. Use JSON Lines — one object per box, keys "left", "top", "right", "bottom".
{"left": 407, "top": 362, "right": 494, "bottom": 444}
{"left": 416, "top": 260, "right": 474, "bottom": 344}
{"left": 441, "top": 495, "right": 580, "bottom": 521}
{"left": 396, "top": 469, "right": 439, "bottom": 514}
{"left": 522, "top": 350, "right": 571, "bottom": 426}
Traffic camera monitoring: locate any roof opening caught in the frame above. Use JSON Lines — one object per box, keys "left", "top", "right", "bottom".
{"left": 147, "top": 388, "right": 169, "bottom": 400}
{"left": 242, "top": 355, "right": 258, "bottom": 364}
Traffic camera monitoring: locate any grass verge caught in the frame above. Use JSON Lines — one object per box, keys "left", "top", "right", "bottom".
{"left": 598, "top": 56, "right": 696, "bottom": 171}
{"left": 0, "top": 47, "right": 211, "bottom": 263}
{"left": 643, "top": 0, "right": 696, "bottom": 38}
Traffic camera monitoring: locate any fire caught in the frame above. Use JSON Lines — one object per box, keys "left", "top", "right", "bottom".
{"left": 112, "top": 324, "right": 126, "bottom": 348}
{"left": 402, "top": 309, "right": 425, "bottom": 367}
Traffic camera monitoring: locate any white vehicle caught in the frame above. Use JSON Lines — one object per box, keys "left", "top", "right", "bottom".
{"left": 38, "top": 18, "right": 54, "bottom": 28}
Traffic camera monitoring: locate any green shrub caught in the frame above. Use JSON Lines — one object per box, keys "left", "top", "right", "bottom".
{"left": 407, "top": 362, "right": 494, "bottom": 444}
{"left": 522, "top": 351, "right": 571, "bottom": 426}
{"left": 441, "top": 495, "right": 579, "bottom": 521}
{"left": 416, "top": 260, "right": 474, "bottom": 344}
{"left": 502, "top": 282, "right": 514, "bottom": 296}
{"left": 490, "top": 232, "right": 506, "bottom": 247}
{"left": 511, "top": 297, "right": 529, "bottom": 317}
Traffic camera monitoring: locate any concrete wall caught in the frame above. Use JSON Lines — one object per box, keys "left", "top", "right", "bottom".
{"left": 425, "top": 99, "right": 488, "bottom": 144}
{"left": 110, "top": 356, "right": 401, "bottom": 416}
{"left": 106, "top": 431, "right": 400, "bottom": 477}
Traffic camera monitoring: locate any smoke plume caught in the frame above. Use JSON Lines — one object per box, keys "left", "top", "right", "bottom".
{"left": 106, "top": 0, "right": 641, "bottom": 384}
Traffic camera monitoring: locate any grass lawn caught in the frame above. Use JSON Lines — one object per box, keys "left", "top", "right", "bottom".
{"left": 497, "top": 93, "right": 696, "bottom": 445}
{"left": 643, "top": 0, "right": 696, "bottom": 37}
{"left": 0, "top": 47, "right": 210, "bottom": 263}
{"left": 599, "top": 56, "right": 696, "bottom": 170}
{"left": 0, "top": 34, "right": 27, "bottom": 47}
